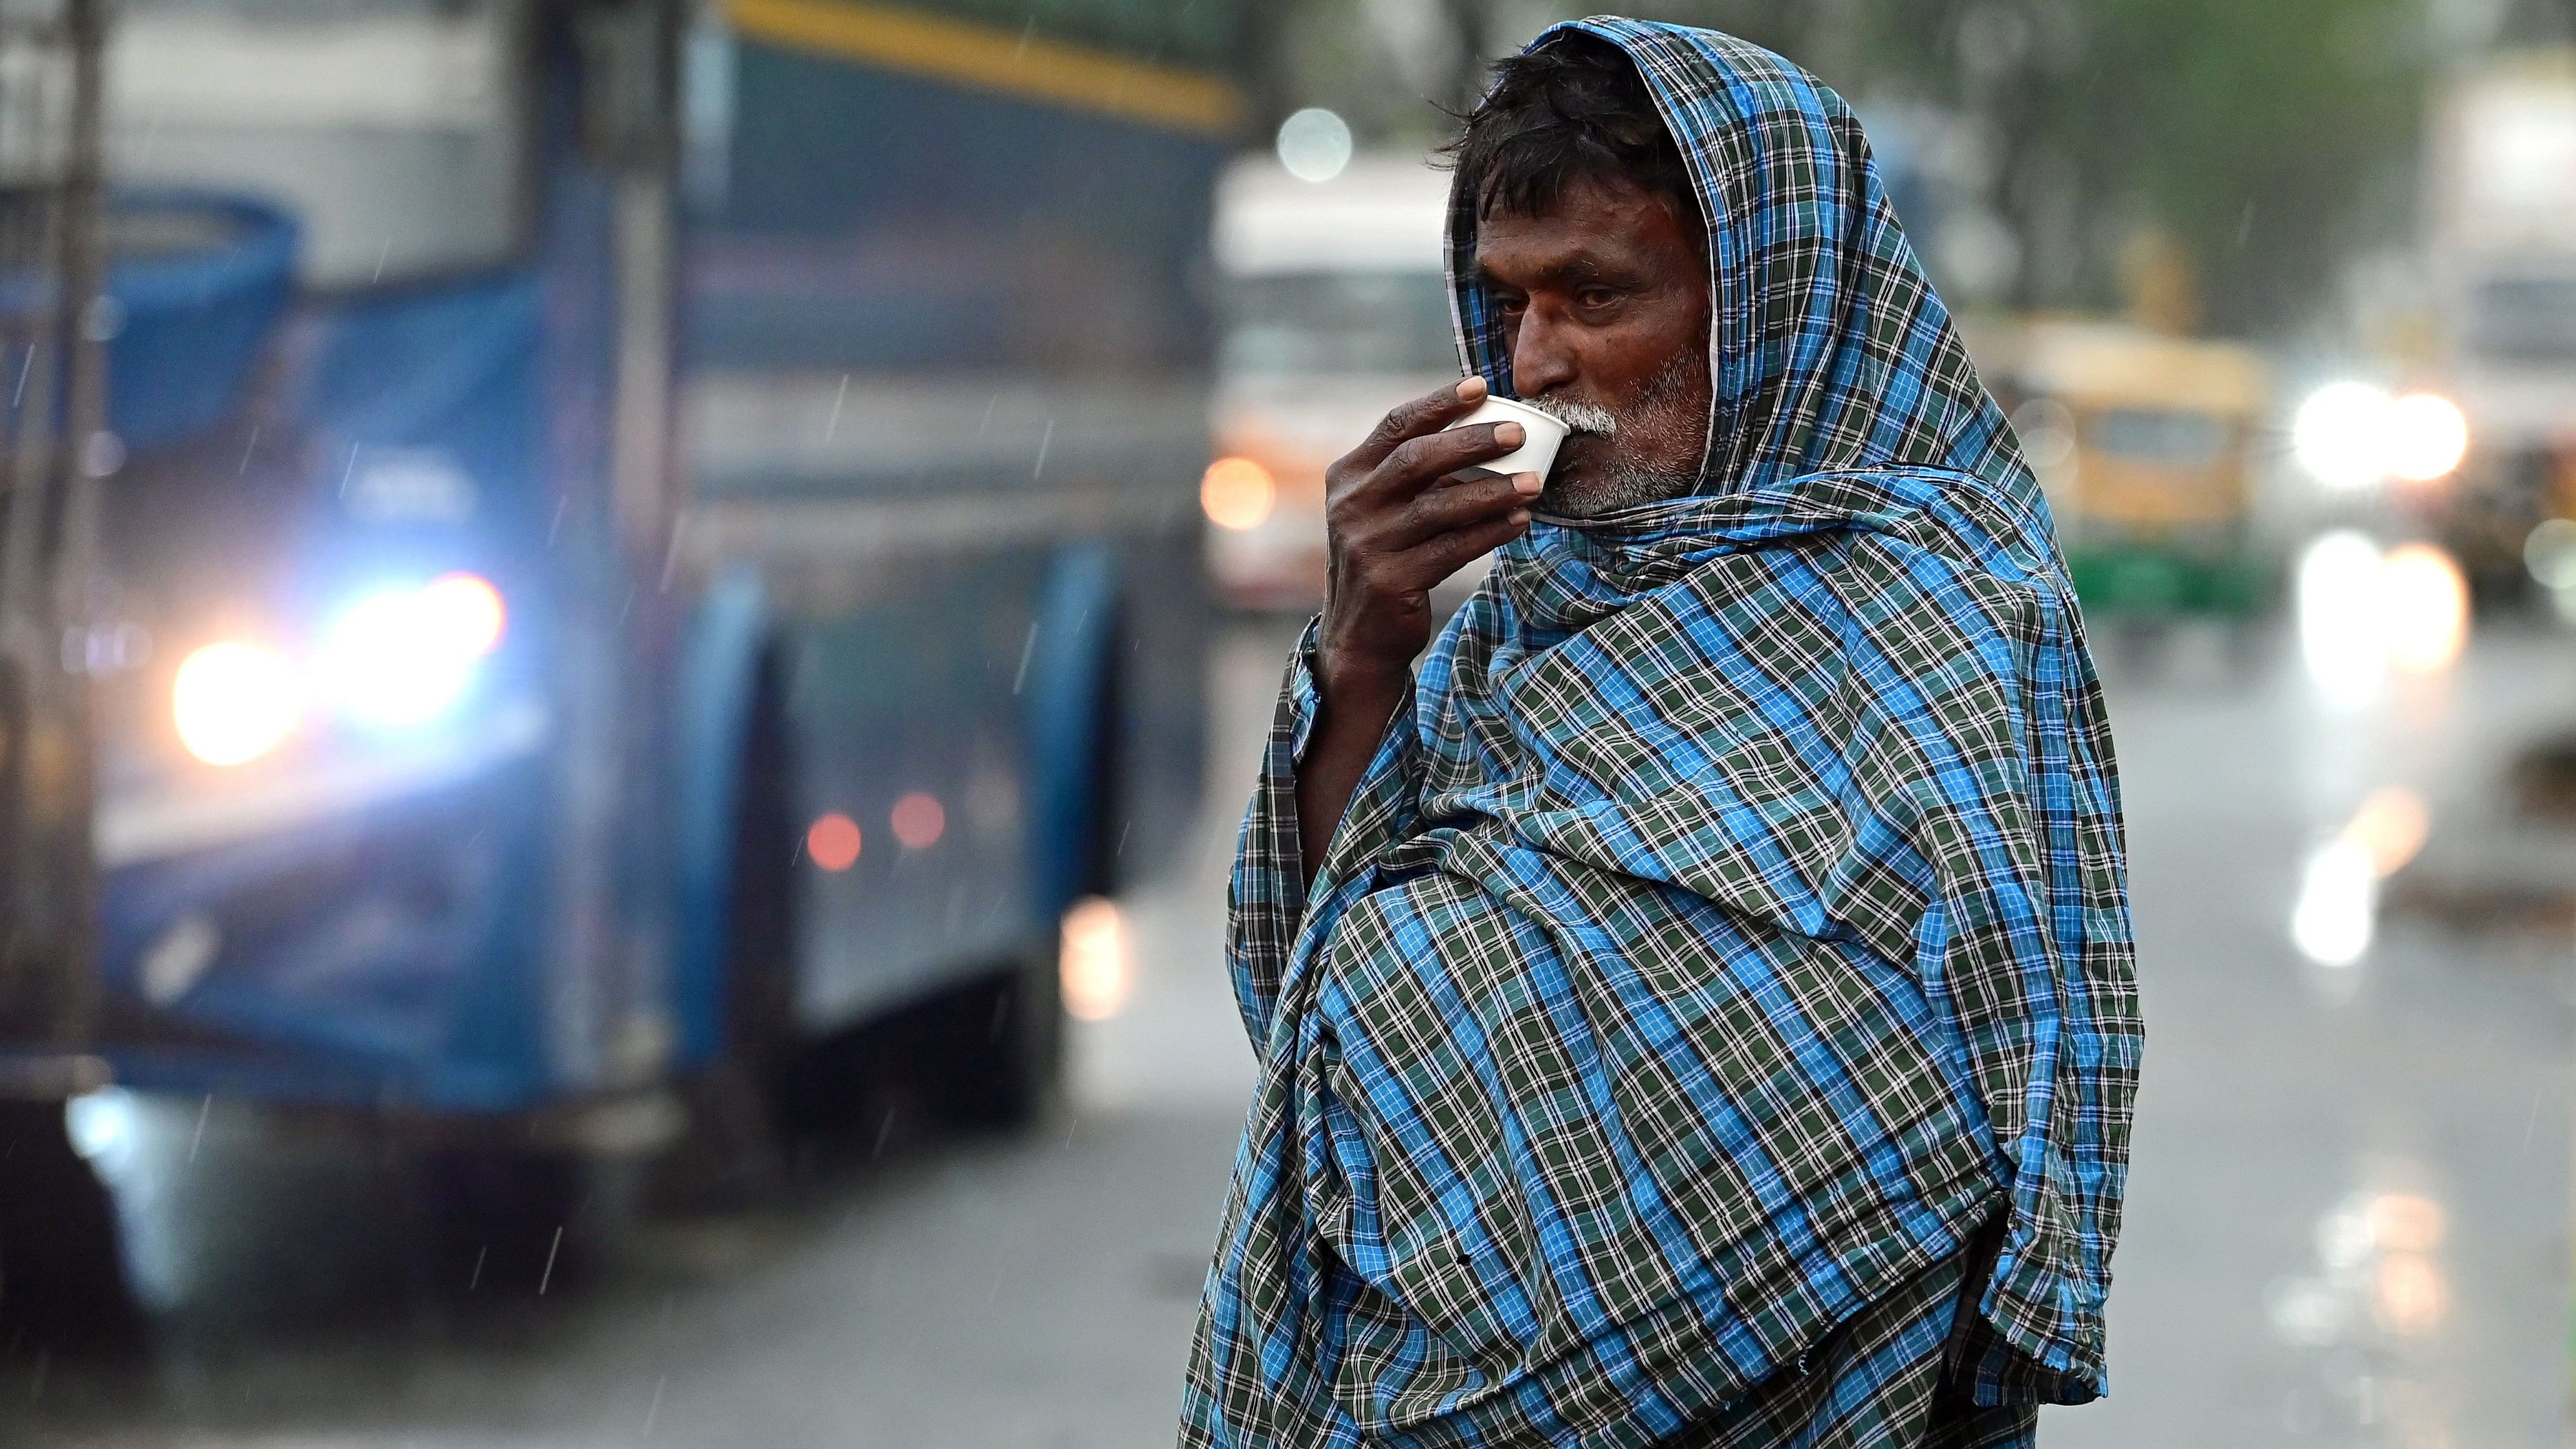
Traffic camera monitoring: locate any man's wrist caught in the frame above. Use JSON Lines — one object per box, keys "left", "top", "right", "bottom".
{"left": 1313, "top": 644, "right": 1411, "bottom": 710}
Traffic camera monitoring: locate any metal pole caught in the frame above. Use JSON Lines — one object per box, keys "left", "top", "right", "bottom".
{"left": 43, "top": 0, "right": 103, "bottom": 1047}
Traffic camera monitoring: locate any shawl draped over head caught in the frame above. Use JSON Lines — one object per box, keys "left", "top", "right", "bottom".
{"left": 1182, "top": 17, "right": 2139, "bottom": 1448}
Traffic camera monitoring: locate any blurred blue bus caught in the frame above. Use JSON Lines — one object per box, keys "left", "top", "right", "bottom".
{"left": 0, "top": 0, "right": 1224, "bottom": 1282}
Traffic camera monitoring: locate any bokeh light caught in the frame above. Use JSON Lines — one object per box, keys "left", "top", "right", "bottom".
{"left": 2296, "top": 530, "right": 2390, "bottom": 703}
{"left": 173, "top": 641, "right": 300, "bottom": 766}
{"left": 2369, "top": 1192, "right": 2447, "bottom": 1255}
{"left": 327, "top": 594, "right": 470, "bottom": 725}
{"left": 2289, "top": 384, "right": 2470, "bottom": 490}
{"left": 2291, "top": 839, "right": 2375, "bottom": 967}
{"left": 2342, "top": 787, "right": 2430, "bottom": 878}
{"left": 1275, "top": 106, "right": 1352, "bottom": 182}
{"left": 1060, "top": 895, "right": 1131, "bottom": 1022}
{"left": 2525, "top": 518, "right": 2576, "bottom": 590}
{"left": 2296, "top": 533, "right": 2471, "bottom": 699}
{"left": 2291, "top": 789, "right": 2435, "bottom": 971}
{"left": 2385, "top": 393, "right": 2470, "bottom": 483}
{"left": 2008, "top": 398, "right": 2077, "bottom": 472}
{"left": 806, "top": 812, "right": 862, "bottom": 871}
{"left": 322, "top": 575, "right": 508, "bottom": 726}
{"left": 2380, "top": 543, "right": 2469, "bottom": 674}
{"left": 422, "top": 572, "right": 508, "bottom": 657}
{"left": 1201, "top": 456, "right": 1277, "bottom": 531}
{"left": 65, "top": 1088, "right": 138, "bottom": 1166}
{"left": 2293, "top": 381, "right": 2395, "bottom": 490}
{"left": 2375, "top": 1252, "right": 2451, "bottom": 1335}
{"left": 890, "top": 791, "right": 946, "bottom": 850}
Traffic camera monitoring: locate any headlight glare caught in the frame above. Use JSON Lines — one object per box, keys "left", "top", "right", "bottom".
{"left": 2386, "top": 393, "right": 2469, "bottom": 483}
{"left": 2291, "top": 383, "right": 2471, "bottom": 489}
{"left": 173, "top": 642, "right": 300, "bottom": 766}
{"left": 423, "top": 571, "right": 507, "bottom": 658}
{"left": 321, "top": 573, "right": 507, "bottom": 727}
{"left": 2291, "top": 381, "right": 2392, "bottom": 490}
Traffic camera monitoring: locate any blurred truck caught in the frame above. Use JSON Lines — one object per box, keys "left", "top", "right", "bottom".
{"left": 1204, "top": 155, "right": 1454, "bottom": 610}
{"left": 0, "top": 0, "right": 1224, "bottom": 1289}
{"left": 2420, "top": 48, "right": 2576, "bottom": 591}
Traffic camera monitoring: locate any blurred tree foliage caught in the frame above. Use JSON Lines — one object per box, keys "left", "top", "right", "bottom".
{"left": 1859, "top": 0, "right": 2428, "bottom": 338}
{"left": 1257, "top": 0, "right": 2576, "bottom": 338}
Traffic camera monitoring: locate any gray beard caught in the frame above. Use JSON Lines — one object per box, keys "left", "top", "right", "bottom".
{"left": 1525, "top": 351, "right": 1706, "bottom": 520}
{"left": 1539, "top": 465, "right": 1698, "bottom": 519}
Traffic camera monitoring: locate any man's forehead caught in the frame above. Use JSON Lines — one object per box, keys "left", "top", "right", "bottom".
{"left": 1473, "top": 178, "right": 1701, "bottom": 279}
{"left": 1478, "top": 171, "right": 1676, "bottom": 227}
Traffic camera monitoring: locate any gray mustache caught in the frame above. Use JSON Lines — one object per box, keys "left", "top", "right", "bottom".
{"left": 1524, "top": 395, "right": 1617, "bottom": 437}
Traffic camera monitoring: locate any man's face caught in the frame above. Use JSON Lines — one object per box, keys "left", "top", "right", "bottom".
{"left": 1474, "top": 175, "right": 1713, "bottom": 518}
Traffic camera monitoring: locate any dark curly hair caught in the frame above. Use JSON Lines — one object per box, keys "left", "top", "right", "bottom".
{"left": 1440, "top": 32, "right": 1701, "bottom": 241}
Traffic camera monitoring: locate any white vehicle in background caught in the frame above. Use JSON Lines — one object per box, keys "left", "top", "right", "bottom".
{"left": 2418, "top": 49, "right": 2576, "bottom": 593}
{"left": 1204, "top": 156, "right": 1458, "bottom": 610}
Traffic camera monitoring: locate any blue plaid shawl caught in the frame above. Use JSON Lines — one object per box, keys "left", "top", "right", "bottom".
{"left": 1182, "top": 18, "right": 2138, "bottom": 1447}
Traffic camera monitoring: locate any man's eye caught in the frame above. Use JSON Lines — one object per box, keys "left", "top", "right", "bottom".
{"left": 1495, "top": 295, "right": 1528, "bottom": 317}
{"left": 1577, "top": 288, "right": 1619, "bottom": 309}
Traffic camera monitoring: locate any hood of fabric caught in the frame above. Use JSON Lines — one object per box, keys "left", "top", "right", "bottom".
{"left": 1446, "top": 17, "right": 2033, "bottom": 522}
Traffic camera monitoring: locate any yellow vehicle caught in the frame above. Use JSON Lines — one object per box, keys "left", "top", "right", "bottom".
{"left": 1971, "top": 318, "right": 2273, "bottom": 619}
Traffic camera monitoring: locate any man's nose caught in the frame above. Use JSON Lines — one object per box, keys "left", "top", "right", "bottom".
{"left": 1507, "top": 308, "right": 1579, "bottom": 400}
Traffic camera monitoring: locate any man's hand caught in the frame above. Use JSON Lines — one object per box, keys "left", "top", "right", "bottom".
{"left": 1297, "top": 376, "right": 1539, "bottom": 880}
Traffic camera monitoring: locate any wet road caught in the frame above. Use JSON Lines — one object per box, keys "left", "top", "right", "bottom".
{"left": 2060, "top": 617, "right": 2571, "bottom": 1448}
{"left": 10, "top": 612, "right": 2571, "bottom": 1447}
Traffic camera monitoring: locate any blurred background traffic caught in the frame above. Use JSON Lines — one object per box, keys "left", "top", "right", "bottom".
{"left": 0, "top": 0, "right": 2567, "bottom": 1445}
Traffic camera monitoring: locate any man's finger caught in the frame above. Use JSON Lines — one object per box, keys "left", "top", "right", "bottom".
{"left": 1382, "top": 508, "right": 1533, "bottom": 594}
{"left": 1365, "top": 421, "right": 1529, "bottom": 503}
{"left": 1346, "top": 375, "right": 1490, "bottom": 470}
{"left": 1382, "top": 472, "right": 1541, "bottom": 551}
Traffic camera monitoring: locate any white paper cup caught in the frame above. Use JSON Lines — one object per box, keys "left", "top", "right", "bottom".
{"left": 1445, "top": 394, "right": 1569, "bottom": 483}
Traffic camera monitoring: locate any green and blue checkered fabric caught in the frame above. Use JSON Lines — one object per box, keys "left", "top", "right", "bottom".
{"left": 1182, "top": 18, "right": 2137, "bottom": 1447}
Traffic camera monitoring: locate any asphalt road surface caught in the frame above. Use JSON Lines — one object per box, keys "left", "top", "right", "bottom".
{"left": 7, "top": 610, "right": 2570, "bottom": 1448}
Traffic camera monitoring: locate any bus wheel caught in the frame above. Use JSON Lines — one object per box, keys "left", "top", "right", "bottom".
{"left": 0, "top": 1099, "right": 149, "bottom": 1355}
{"left": 921, "top": 942, "right": 1065, "bottom": 1132}
{"left": 417, "top": 1145, "right": 635, "bottom": 1299}
{"left": 655, "top": 647, "right": 797, "bottom": 1207}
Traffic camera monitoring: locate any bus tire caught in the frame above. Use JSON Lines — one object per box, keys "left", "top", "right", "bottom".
{"left": 921, "top": 941, "right": 1064, "bottom": 1132}
{"left": 0, "top": 1099, "right": 149, "bottom": 1355}
{"left": 417, "top": 1144, "right": 635, "bottom": 1298}
{"left": 656, "top": 644, "right": 797, "bottom": 1206}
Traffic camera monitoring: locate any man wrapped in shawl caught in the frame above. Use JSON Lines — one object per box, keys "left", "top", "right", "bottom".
{"left": 1183, "top": 17, "right": 2138, "bottom": 1448}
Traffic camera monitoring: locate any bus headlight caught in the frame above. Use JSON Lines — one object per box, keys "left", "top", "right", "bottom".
{"left": 2292, "top": 381, "right": 2392, "bottom": 490}
{"left": 2293, "top": 382, "right": 2471, "bottom": 488}
{"left": 2386, "top": 393, "right": 2469, "bottom": 483}
{"left": 173, "top": 642, "right": 300, "bottom": 766}
{"left": 421, "top": 572, "right": 507, "bottom": 657}
{"left": 322, "top": 572, "right": 508, "bottom": 727}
